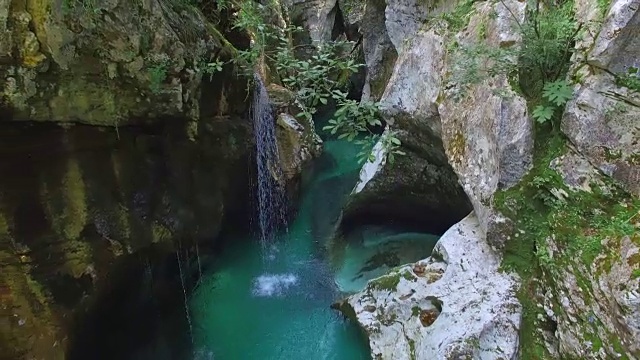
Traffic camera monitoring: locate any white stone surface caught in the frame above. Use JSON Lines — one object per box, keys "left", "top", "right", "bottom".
{"left": 343, "top": 213, "right": 521, "bottom": 360}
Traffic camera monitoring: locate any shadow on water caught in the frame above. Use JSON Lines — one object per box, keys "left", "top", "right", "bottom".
{"left": 189, "top": 139, "right": 372, "bottom": 360}
{"left": 66, "top": 246, "right": 194, "bottom": 360}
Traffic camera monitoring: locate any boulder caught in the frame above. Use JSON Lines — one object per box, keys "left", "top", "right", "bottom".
{"left": 276, "top": 112, "right": 322, "bottom": 182}
{"left": 338, "top": 213, "right": 521, "bottom": 360}
{"left": 284, "top": 0, "right": 339, "bottom": 42}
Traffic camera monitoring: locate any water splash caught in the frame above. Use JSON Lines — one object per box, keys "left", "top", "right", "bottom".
{"left": 252, "top": 273, "right": 299, "bottom": 297}
{"left": 251, "top": 74, "right": 288, "bottom": 252}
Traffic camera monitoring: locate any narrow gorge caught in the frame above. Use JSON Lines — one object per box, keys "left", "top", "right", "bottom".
{"left": 0, "top": 0, "right": 638, "bottom": 359}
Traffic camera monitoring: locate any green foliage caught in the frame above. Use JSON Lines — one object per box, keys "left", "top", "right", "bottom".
{"left": 174, "top": 0, "right": 404, "bottom": 163}
{"left": 202, "top": 59, "right": 225, "bottom": 80}
{"left": 62, "top": 0, "right": 101, "bottom": 14}
{"left": 450, "top": 0, "right": 578, "bottom": 102}
{"left": 322, "top": 99, "right": 404, "bottom": 164}
{"left": 531, "top": 105, "right": 554, "bottom": 123}
{"left": 439, "top": 0, "right": 478, "bottom": 32}
{"left": 148, "top": 63, "right": 168, "bottom": 94}
{"left": 448, "top": 42, "right": 517, "bottom": 99}
{"left": 518, "top": 1, "right": 578, "bottom": 95}
{"left": 615, "top": 66, "right": 640, "bottom": 92}
{"left": 531, "top": 80, "right": 573, "bottom": 124}
{"left": 267, "top": 22, "right": 403, "bottom": 163}
{"left": 274, "top": 38, "right": 362, "bottom": 120}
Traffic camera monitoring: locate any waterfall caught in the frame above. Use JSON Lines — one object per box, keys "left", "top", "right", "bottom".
{"left": 251, "top": 73, "right": 288, "bottom": 253}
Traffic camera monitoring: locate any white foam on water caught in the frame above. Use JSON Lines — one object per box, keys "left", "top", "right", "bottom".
{"left": 252, "top": 273, "right": 299, "bottom": 297}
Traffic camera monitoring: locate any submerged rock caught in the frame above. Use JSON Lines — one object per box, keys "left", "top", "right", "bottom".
{"left": 338, "top": 214, "right": 521, "bottom": 360}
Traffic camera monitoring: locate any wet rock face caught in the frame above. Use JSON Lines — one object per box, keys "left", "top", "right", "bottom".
{"left": 0, "top": 0, "right": 244, "bottom": 125}
{"left": 0, "top": 118, "right": 252, "bottom": 358}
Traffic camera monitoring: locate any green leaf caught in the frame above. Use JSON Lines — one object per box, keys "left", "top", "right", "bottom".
{"left": 542, "top": 80, "right": 573, "bottom": 107}
{"left": 532, "top": 105, "right": 554, "bottom": 123}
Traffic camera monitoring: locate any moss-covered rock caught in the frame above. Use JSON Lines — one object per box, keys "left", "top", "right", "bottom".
{"left": 0, "top": 115, "right": 253, "bottom": 357}
{"left": 494, "top": 132, "right": 640, "bottom": 359}
{"left": 0, "top": 0, "right": 242, "bottom": 125}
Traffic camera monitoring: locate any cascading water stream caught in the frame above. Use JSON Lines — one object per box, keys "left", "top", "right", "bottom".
{"left": 251, "top": 73, "right": 289, "bottom": 256}
{"left": 176, "top": 243, "right": 194, "bottom": 347}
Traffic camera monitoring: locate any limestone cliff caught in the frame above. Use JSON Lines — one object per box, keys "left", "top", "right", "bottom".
{"left": 329, "top": 0, "right": 640, "bottom": 358}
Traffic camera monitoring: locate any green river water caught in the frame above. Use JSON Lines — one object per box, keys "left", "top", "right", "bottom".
{"left": 190, "top": 139, "right": 439, "bottom": 359}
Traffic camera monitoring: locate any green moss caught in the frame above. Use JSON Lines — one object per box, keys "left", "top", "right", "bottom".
{"left": 402, "top": 270, "right": 417, "bottom": 282}
{"left": 370, "top": 273, "right": 401, "bottom": 291}
{"left": 411, "top": 306, "right": 421, "bottom": 317}
{"left": 151, "top": 222, "right": 173, "bottom": 244}
{"left": 408, "top": 338, "right": 416, "bottom": 360}
{"left": 495, "top": 132, "right": 640, "bottom": 359}
{"left": 42, "top": 157, "right": 88, "bottom": 240}
{"left": 59, "top": 240, "right": 93, "bottom": 278}
{"left": 45, "top": 75, "right": 132, "bottom": 126}
{"left": 597, "top": 0, "right": 612, "bottom": 19}
{"left": 439, "top": 0, "right": 477, "bottom": 32}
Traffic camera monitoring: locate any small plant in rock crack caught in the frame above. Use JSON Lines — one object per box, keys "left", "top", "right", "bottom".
{"left": 62, "top": 0, "right": 102, "bottom": 15}
{"left": 148, "top": 61, "right": 169, "bottom": 94}
{"left": 202, "top": 59, "right": 225, "bottom": 80}
{"left": 616, "top": 66, "right": 640, "bottom": 93}
{"left": 532, "top": 80, "right": 573, "bottom": 125}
